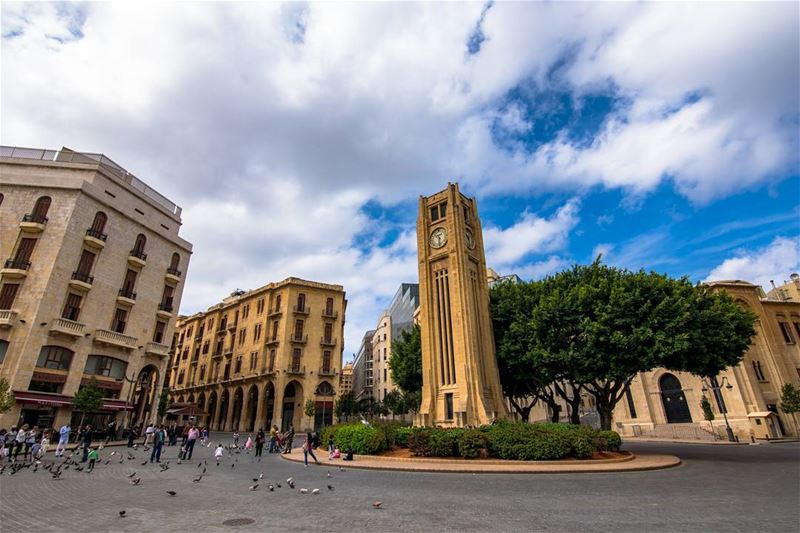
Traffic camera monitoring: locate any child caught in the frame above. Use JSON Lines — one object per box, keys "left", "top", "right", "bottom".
{"left": 87, "top": 447, "right": 99, "bottom": 472}
{"left": 233, "top": 431, "right": 240, "bottom": 447}
{"left": 244, "top": 434, "right": 253, "bottom": 452}
{"left": 214, "top": 443, "right": 224, "bottom": 462}
{"left": 38, "top": 431, "right": 50, "bottom": 459}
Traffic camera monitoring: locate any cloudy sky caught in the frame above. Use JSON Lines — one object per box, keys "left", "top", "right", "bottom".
{"left": 2, "top": 2, "right": 798, "bottom": 359}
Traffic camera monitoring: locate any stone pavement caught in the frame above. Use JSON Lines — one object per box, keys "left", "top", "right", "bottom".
{"left": 281, "top": 448, "right": 681, "bottom": 473}
{"left": 1, "top": 437, "right": 797, "bottom": 532}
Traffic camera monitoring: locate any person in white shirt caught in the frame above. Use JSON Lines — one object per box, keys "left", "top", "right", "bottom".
{"left": 144, "top": 424, "right": 155, "bottom": 446}
{"left": 214, "top": 444, "right": 224, "bottom": 462}
{"left": 55, "top": 424, "right": 71, "bottom": 457}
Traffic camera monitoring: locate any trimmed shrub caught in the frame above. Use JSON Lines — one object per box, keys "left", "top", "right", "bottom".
{"left": 429, "top": 429, "right": 464, "bottom": 457}
{"left": 408, "top": 428, "right": 432, "bottom": 456}
{"left": 458, "top": 429, "right": 488, "bottom": 459}
{"left": 395, "top": 427, "right": 413, "bottom": 447}
{"left": 595, "top": 430, "right": 622, "bottom": 451}
{"left": 331, "top": 423, "right": 386, "bottom": 455}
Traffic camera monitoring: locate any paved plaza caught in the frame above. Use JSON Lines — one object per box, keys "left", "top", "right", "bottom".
{"left": 1, "top": 437, "right": 797, "bottom": 532}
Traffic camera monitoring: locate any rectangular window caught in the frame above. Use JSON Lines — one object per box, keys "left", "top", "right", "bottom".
{"left": 445, "top": 393, "right": 454, "bottom": 420}
{"left": 61, "top": 293, "right": 82, "bottom": 321}
{"left": 76, "top": 249, "right": 96, "bottom": 275}
{"left": 324, "top": 323, "right": 332, "bottom": 343}
{"left": 269, "top": 349, "right": 276, "bottom": 371}
{"left": 430, "top": 206, "right": 439, "bottom": 221}
{"left": 323, "top": 350, "right": 331, "bottom": 373}
{"left": 202, "top": 340, "right": 209, "bottom": 354}
{"left": 778, "top": 322, "right": 795, "bottom": 344}
{"left": 178, "top": 371, "right": 184, "bottom": 385}
{"left": 294, "top": 319, "right": 304, "bottom": 340}
{"left": 292, "top": 348, "right": 301, "bottom": 371}
{"left": 794, "top": 322, "right": 800, "bottom": 340}
{"left": 37, "top": 346, "right": 73, "bottom": 370}
{"left": 439, "top": 202, "right": 446, "bottom": 218}
{"left": 383, "top": 368, "right": 387, "bottom": 381}
{"left": 325, "top": 298, "right": 333, "bottom": 315}
{"left": 199, "top": 365, "right": 206, "bottom": 381}
{"left": 235, "top": 356, "right": 242, "bottom": 374}
{"left": 122, "top": 269, "right": 138, "bottom": 292}
{"left": 625, "top": 388, "right": 637, "bottom": 419}
{"left": 239, "top": 328, "right": 246, "bottom": 346}
{"left": 153, "top": 321, "right": 167, "bottom": 344}
{"left": 112, "top": 308, "right": 128, "bottom": 333}
{"left": 0, "top": 284, "right": 20, "bottom": 309}
{"left": 271, "top": 320, "right": 279, "bottom": 341}
{"left": 14, "top": 238, "right": 37, "bottom": 263}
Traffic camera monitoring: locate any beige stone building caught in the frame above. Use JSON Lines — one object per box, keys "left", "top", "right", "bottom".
{"left": 168, "top": 278, "right": 346, "bottom": 432}
{"left": 351, "top": 330, "right": 375, "bottom": 402}
{"left": 0, "top": 146, "right": 192, "bottom": 432}
{"left": 339, "top": 362, "right": 353, "bottom": 395}
{"left": 416, "top": 183, "right": 508, "bottom": 427}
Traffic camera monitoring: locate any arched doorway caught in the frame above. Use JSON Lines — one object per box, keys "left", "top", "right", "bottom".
{"left": 232, "top": 387, "right": 244, "bottom": 431}
{"left": 187, "top": 394, "right": 195, "bottom": 403}
{"left": 660, "top": 374, "right": 692, "bottom": 423}
{"left": 282, "top": 381, "right": 302, "bottom": 431}
{"left": 219, "top": 390, "right": 230, "bottom": 430}
{"left": 263, "top": 382, "right": 275, "bottom": 430}
{"left": 207, "top": 392, "right": 218, "bottom": 430}
{"left": 132, "top": 365, "right": 159, "bottom": 428}
{"left": 246, "top": 385, "right": 259, "bottom": 432}
{"left": 197, "top": 392, "right": 206, "bottom": 409}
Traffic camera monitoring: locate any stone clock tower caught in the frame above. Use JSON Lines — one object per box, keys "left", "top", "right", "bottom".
{"left": 416, "top": 183, "right": 508, "bottom": 427}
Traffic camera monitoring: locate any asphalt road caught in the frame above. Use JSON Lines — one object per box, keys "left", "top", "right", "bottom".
{"left": 0, "top": 437, "right": 797, "bottom": 532}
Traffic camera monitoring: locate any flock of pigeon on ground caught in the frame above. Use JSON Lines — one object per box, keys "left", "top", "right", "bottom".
{"left": 1, "top": 440, "right": 384, "bottom": 519}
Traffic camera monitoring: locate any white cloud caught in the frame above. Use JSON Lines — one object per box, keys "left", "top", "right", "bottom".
{"left": 704, "top": 236, "right": 800, "bottom": 292}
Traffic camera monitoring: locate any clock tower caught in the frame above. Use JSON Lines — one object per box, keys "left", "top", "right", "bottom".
{"left": 416, "top": 183, "right": 508, "bottom": 427}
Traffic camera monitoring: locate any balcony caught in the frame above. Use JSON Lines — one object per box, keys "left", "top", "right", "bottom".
{"left": 127, "top": 249, "right": 147, "bottom": 268}
{"left": 117, "top": 288, "right": 136, "bottom": 306}
{"left": 292, "top": 305, "right": 310, "bottom": 315}
{"left": 226, "top": 321, "right": 237, "bottom": 332}
{"left": 49, "top": 317, "right": 86, "bottom": 338}
{"left": 223, "top": 347, "right": 233, "bottom": 357}
{"left": 267, "top": 307, "right": 282, "bottom": 317}
{"left": 145, "top": 341, "right": 170, "bottom": 357}
{"left": 94, "top": 328, "right": 137, "bottom": 350}
{"left": 212, "top": 350, "right": 223, "bottom": 359}
{"left": 216, "top": 326, "right": 227, "bottom": 336}
{"left": 165, "top": 267, "right": 181, "bottom": 283}
{"left": 20, "top": 213, "right": 47, "bottom": 232}
{"left": 321, "top": 309, "right": 338, "bottom": 319}
{"left": 289, "top": 334, "right": 308, "bottom": 344}
{"left": 84, "top": 228, "right": 107, "bottom": 249}
{"left": 157, "top": 301, "right": 174, "bottom": 318}
{"left": 287, "top": 365, "right": 305, "bottom": 375}
{"left": 0, "top": 309, "right": 19, "bottom": 328}
{"left": 1, "top": 259, "right": 31, "bottom": 279}
{"left": 320, "top": 337, "right": 337, "bottom": 347}
{"left": 265, "top": 336, "right": 279, "bottom": 346}
{"left": 318, "top": 367, "right": 337, "bottom": 377}
{"left": 69, "top": 271, "right": 93, "bottom": 291}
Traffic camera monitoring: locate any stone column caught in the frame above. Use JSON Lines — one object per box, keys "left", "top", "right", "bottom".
{"left": 272, "top": 380, "right": 285, "bottom": 431}
{"left": 254, "top": 383, "right": 265, "bottom": 432}
{"left": 224, "top": 389, "right": 236, "bottom": 432}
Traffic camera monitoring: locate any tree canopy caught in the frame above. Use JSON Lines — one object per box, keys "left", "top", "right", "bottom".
{"left": 73, "top": 377, "right": 104, "bottom": 427}
{"left": 388, "top": 324, "right": 422, "bottom": 395}
{"left": 0, "top": 377, "right": 14, "bottom": 414}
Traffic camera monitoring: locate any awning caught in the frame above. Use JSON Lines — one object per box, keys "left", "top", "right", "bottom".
{"left": 747, "top": 411, "right": 778, "bottom": 418}
{"left": 166, "top": 404, "right": 208, "bottom": 417}
{"left": 12, "top": 391, "right": 73, "bottom": 406}
{"left": 102, "top": 399, "right": 133, "bottom": 411}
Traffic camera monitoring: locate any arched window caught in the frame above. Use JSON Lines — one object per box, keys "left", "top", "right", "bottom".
{"left": 84, "top": 355, "right": 127, "bottom": 379}
{"left": 36, "top": 346, "right": 74, "bottom": 370}
{"left": 315, "top": 381, "right": 335, "bottom": 396}
{"left": 32, "top": 196, "right": 51, "bottom": 221}
{"left": 0, "top": 193, "right": 4, "bottom": 206}
{"left": 132, "top": 234, "right": 147, "bottom": 257}
{"left": 169, "top": 252, "right": 180, "bottom": 270}
{"left": 90, "top": 211, "right": 108, "bottom": 236}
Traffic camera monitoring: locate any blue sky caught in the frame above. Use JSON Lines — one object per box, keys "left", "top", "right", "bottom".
{"left": 2, "top": 2, "right": 798, "bottom": 358}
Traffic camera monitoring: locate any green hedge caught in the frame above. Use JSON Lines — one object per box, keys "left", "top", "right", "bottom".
{"left": 321, "top": 423, "right": 388, "bottom": 455}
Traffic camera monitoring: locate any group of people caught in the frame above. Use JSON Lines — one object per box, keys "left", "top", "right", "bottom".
{"left": 0, "top": 423, "right": 100, "bottom": 466}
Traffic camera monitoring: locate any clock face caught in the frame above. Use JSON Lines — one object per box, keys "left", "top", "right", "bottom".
{"left": 430, "top": 227, "right": 448, "bottom": 249}
{"left": 465, "top": 228, "right": 475, "bottom": 250}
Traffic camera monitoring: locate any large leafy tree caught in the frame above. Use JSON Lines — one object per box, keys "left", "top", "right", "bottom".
{"left": 779, "top": 383, "right": 800, "bottom": 432}
{"left": 335, "top": 391, "right": 357, "bottom": 422}
{"left": 388, "top": 324, "right": 422, "bottom": 395}
{"left": 73, "top": 378, "right": 104, "bottom": 428}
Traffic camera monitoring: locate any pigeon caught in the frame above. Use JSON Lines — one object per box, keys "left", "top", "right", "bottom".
{"left": 249, "top": 484, "right": 258, "bottom": 491}
{"left": 177, "top": 459, "right": 181, "bottom": 465}
{"left": 327, "top": 471, "right": 332, "bottom": 478}
{"left": 252, "top": 478, "right": 259, "bottom": 482}
{"left": 141, "top": 461, "right": 148, "bottom": 466}
{"left": 126, "top": 472, "right": 137, "bottom": 478}
{"left": 299, "top": 488, "right": 308, "bottom": 494}
{"left": 276, "top": 483, "right": 282, "bottom": 488}
{"left": 258, "top": 473, "right": 264, "bottom": 479}
{"left": 119, "top": 511, "right": 126, "bottom": 517}
{"left": 339, "top": 467, "right": 344, "bottom": 471}
{"left": 286, "top": 477, "right": 294, "bottom": 483}
{"left": 231, "top": 464, "right": 235, "bottom": 469}
{"left": 268, "top": 484, "right": 274, "bottom": 491}
{"left": 202, "top": 467, "right": 207, "bottom": 474}
{"left": 312, "top": 489, "right": 320, "bottom": 495}
{"left": 373, "top": 501, "right": 383, "bottom": 509}
{"left": 166, "top": 491, "right": 177, "bottom": 496}
{"left": 131, "top": 478, "right": 141, "bottom": 485}
{"left": 193, "top": 476, "right": 203, "bottom": 483}
{"left": 327, "top": 485, "right": 334, "bottom": 491}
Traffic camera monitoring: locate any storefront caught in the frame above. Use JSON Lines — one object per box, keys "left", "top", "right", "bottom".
{"left": 12, "top": 391, "right": 73, "bottom": 429}
{"left": 164, "top": 403, "right": 209, "bottom": 431}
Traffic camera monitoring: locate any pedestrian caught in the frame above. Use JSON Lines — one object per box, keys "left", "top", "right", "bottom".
{"left": 38, "top": 430, "right": 50, "bottom": 459}
{"left": 105, "top": 419, "right": 117, "bottom": 444}
{"left": 87, "top": 447, "right": 99, "bottom": 472}
{"left": 126, "top": 425, "right": 136, "bottom": 447}
{"left": 169, "top": 424, "right": 178, "bottom": 446}
{"left": 254, "top": 428, "right": 265, "bottom": 460}
{"left": 233, "top": 431, "right": 240, "bottom": 448}
{"left": 0, "top": 429, "right": 6, "bottom": 461}
{"left": 81, "top": 425, "right": 93, "bottom": 462}
{"left": 302, "top": 431, "right": 319, "bottom": 467}
{"left": 214, "top": 443, "right": 224, "bottom": 462}
{"left": 56, "top": 423, "right": 71, "bottom": 457}
{"left": 13, "top": 424, "right": 27, "bottom": 462}
{"left": 24, "top": 425, "right": 38, "bottom": 461}
{"left": 244, "top": 434, "right": 253, "bottom": 452}
{"left": 268, "top": 425, "right": 277, "bottom": 453}
{"left": 184, "top": 425, "right": 199, "bottom": 460}
{"left": 144, "top": 424, "right": 154, "bottom": 446}
{"left": 150, "top": 425, "right": 165, "bottom": 463}
{"left": 283, "top": 425, "right": 294, "bottom": 454}
{"left": 327, "top": 435, "right": 336, "bottom": 459}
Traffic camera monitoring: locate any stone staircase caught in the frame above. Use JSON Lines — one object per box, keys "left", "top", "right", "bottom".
{"left": 635, "top": 423, "right": 720, "bottom": 442}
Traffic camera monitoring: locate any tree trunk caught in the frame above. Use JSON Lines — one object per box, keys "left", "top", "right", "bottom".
{"left": 550, "top": 404, "right": 561, "bottom": 423}
{"left": 79, "top": 411, "right": 86, "bottom": 429}
{"left": 569, "top": 402, "right": 581, "bottom": 425}
{"left": 597, "top": 405, "right": 614, "bottom": 431}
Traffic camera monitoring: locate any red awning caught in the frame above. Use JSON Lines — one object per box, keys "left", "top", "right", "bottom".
{"left": 102, "top": 399, "right": 133, "bottom": 411}
{"left": 12, "top": 391, "right": 73, "bottom": 406}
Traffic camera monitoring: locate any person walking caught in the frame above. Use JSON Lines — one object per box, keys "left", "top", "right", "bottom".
{"left": 38, "top": 430, "right": 50, "bottom": 459}
{"left": 268, "top": 425, "right": 277, "bottom": 453}
{"left": 254, "top": 429, "right": 265, "bottom": 460}
{"left": 87, "top": 447, "right": 99, "bottom": 472}
{"left": 283, "top": 425, "right": 295, "bottom": 454}
{"left": 23, "top": 426, "right": 38, "bottom": 461}
{"left": 143, "top": 424, "right": 154, "bottom": 446}
{"left": 5, "top": 426, "right": 17, "bottom": 462}
{"left": 55, "top": 423, "right": 71, "bottom": 457}
{"left": 126, "top": 425, "right": 137, "bottom": 448}
{"left": 302, "top": 431, "right": 319, "bottom": 467}
{"left": 233, "top": 431, "right": 240, "bottom": 448}
{"left": 13, "top": 425, "right": 27, "bottom": 462}
{"left": 184, "top": 425, "right": 199, "bottom": 460}
{"left": 105, "top": 419, "right": 117, "bottom": 444}
{"left": 150, "top": 425, "right": 165, "bottom": 463}
{"left": 81, "top": 425, "right": 93, "bottom": 462}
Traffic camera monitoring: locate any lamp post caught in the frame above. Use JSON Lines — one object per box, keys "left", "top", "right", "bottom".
{"left": 701, "top": 376, "right": 736, "bottom": 442}
{"left": 117, "top": 371, "right": 138, "bottom": 433}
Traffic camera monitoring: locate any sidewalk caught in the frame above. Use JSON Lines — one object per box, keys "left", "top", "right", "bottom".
{"left": 622, "top": 436, "right": 748, "bottom": 445}
{"left": 280, "top": 448, "right": 681, "bottom": 474}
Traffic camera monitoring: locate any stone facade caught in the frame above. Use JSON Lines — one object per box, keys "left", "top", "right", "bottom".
{"left": 416, "top": 183, "right": 508, "bottom": 427}
{"left": 339, "top": 362, "right": 353, "bottom": 395}
{"left": 352, "top": 330, "right": 375, "bottom": 402}
{"left": 168, "top": 278, "right": 346, "bottom": 433}
{"left": 0, "top": 146, "right": 192, "bottom": 432}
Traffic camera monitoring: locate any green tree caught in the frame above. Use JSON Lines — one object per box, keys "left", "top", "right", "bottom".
{"left": 335, "top": 391, "right": 357, "bottom": 422}
{"left": 73, "top": 377, "right": 104, "bottom": 428}
{"left": 779, "top": 383, "right": 800, "bottom": 432}
{"left": 157, "top": 389, "right": 170, "bottom": 422}
{"left": 700, "top": 396, "right": 715, "bottom": 422}
{"left": 389, "top": 324, "right": 422, "bottom": 394}
{"left": 402, "top": 390, "right": 421, "bottom": 414}
{"left": 0, "top": 377, "right": 15, "bottom": 414}
{"left": 304, "top": 399, "right": 316, "bottom": 419}
{"left": 383, "top": 390, "right": 408, "bottom": 419}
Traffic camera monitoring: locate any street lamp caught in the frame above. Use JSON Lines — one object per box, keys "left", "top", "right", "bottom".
{"left": 701, "top": 376, "right": 736, "bottom": 442}
{"left": 116, "top": 371, "right": 138, "bottom": 433}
